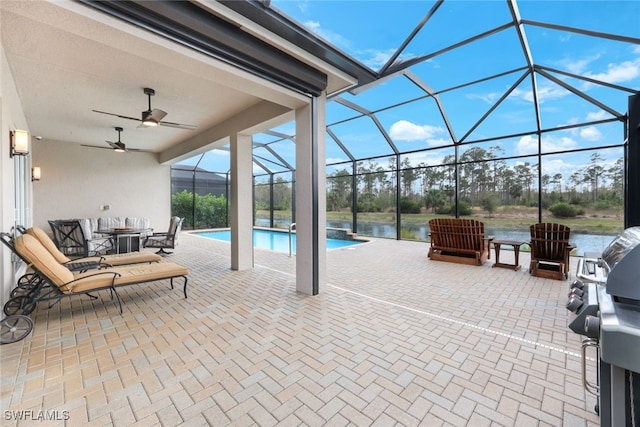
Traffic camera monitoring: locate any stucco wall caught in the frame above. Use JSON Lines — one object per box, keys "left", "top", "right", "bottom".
{"left": 1, "top": 44, "right": 31, "bottom": 308}
{"left": 32, "top": 140, "right": 171, "bottom": 232}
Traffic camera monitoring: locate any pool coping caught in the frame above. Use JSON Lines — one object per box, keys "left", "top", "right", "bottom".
{"left": 187, "top": 226, "right": 373, "bottom": 253}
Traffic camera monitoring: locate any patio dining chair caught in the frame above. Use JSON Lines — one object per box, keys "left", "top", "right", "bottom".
{"left": 144, "top": 217, "right": 184, "bottom": 255}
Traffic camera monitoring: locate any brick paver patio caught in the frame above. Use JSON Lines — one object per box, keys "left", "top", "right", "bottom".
{"left": 0, "top": 232, "right": 599, "bottom": 426}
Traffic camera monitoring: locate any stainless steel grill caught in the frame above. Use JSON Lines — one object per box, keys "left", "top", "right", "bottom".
{"left": 567, "top": 227, "right": 640, "bottom": 427}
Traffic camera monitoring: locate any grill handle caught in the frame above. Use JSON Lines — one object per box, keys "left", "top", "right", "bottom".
{"left": 582, "top": 338, "right": 600, "bottom": 396}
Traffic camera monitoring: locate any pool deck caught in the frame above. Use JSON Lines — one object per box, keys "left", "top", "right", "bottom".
{"left": 0, "top": 233, "right": 599, "bottom": 426}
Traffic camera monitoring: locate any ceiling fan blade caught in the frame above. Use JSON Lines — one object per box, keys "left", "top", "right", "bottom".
{"left": 92, "top": 109, "right": 141, "bottom": 122}
{"left": 81, "top": 144, "right": 112, "bottom": 150}
{"left": 158, "top": 120, "right": 197, "bottom": 130}
{"left": 149, "top": 108, "right": 167, "bottom": 122}
{"left": 106, "top": 140, "right": 120, "bottom": 149}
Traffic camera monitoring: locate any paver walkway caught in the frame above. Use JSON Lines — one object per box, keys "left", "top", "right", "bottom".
{"left": 0, "top": 232, "right": 599, "bottom": 426}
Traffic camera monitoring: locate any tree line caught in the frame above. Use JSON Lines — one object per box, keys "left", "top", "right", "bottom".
{"left": 327, "top": 148, "right": 623, "bottom": 215}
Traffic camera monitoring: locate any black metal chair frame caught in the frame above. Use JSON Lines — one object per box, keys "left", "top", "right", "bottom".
{"left": 144, "top": 217, "right": 184, "bottom": 255}
{"left": 48, "top": 219, "right": 113, "bottom": 258}
{"left": 0, "top": 232, "right": 188, "bottom": 344}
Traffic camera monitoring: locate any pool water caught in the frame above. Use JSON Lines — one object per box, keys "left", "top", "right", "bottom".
{"left": 196, "top": 229, "right": 366, "bottom": 253}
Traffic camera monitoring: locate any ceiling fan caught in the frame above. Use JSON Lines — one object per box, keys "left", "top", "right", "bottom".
{"left": 81, "top": 127, "right": 147, "bottom": 153}
{"left": 92, "top": 87, "right": 197, "bottom": 130}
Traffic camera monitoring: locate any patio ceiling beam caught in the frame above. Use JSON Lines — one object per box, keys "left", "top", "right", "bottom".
{"left": 79, "top": 0, "right": 328, "bottom": 96}
{"left": 222, "top": 0, "right": 377, "bottom": 86}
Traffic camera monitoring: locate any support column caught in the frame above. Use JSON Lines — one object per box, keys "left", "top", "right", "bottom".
{"left": 230, "top": 133, "right": 254, "bottom": 270}
{"left": 295, "top": 95, "right": 326, "bottom": 295}
{"left": 626, "top": 93, "right": 640, "bottom": 228}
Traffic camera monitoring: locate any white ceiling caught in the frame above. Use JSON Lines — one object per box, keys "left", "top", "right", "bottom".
{"left": 1, "top": 1, "right": 347, "bottom": 159}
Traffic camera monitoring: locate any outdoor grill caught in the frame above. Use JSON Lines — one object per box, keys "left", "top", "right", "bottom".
{"left": 567, "top": 227, "right": 640, "bottom": 426}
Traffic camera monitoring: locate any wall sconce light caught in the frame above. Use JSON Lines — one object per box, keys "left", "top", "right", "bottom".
{"left": 32, "top": 166, "right": 42, "bottom": 182}
{"left": 10, "top": 129, "right": 29, "bottom": 157}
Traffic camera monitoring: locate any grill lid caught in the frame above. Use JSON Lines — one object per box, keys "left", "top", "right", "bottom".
{"left": 603, "top": 227, "right": 640, "bottom": 300}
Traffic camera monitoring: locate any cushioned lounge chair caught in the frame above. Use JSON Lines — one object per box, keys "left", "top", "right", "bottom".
{"left": 6, "top": 234, "right": 189, "bottom": 317}
{"left": 26, "top": 226, "right": 162, "bottom": 269}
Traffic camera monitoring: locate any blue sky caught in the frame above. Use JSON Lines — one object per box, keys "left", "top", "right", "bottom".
{"left": 181, "top": 1, "right": 640, "bottom": 188}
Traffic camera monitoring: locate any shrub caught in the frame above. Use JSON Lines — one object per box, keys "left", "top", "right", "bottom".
{"left": 400, "top": 196, "right": 421, "bottom": 214}
{"left": 480, "top": 196, "right": 498, "bottom": 214}
{"left": 435, "top": 201, "right": 472, "bottom": 216}
{"left": 171, "top": 190, "right": 228, "bottom": 228}
{"left": 548, "top": 202, "right": 578, "bottom": 218}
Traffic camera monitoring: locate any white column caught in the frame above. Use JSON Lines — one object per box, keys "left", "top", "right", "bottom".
{"left": 295, "top": 95, "right": 327, "bottom": 295}
{"left": 230, "top": 133, "right": 254, "bottom": 270}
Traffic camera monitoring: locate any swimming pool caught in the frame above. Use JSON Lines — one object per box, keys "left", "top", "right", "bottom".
{"left": 195, "top": 228, "right": 367, "bottom": 253}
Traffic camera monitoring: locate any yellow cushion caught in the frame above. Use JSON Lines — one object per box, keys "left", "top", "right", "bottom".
{"left": 26, "top": 226, "right": 71, "bottom": 264}
{"left": 100, "top": 252, "right": 162, "bottom": 266}
{"left": 14, "top": 234, "right": 75, "bottom": 292}
{"left": 71, "top": 262, "right": 189, "bottom": 293}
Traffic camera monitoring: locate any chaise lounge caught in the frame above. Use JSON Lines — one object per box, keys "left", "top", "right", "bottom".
{"left": 26, "top": 226, "right": 162, "bottom": 269}
{"left": 4, "top": 233, "right": 189, "bottom": 325}
{"left": 427, "top": 218, "right": 493, "bottom": 266}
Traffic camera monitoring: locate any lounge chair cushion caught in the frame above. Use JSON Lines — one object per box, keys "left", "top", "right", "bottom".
{"left": 26, "top": 226, "right": 71, "bottom": 264}
{"left": 14, "top": 234, "right": 75, "bottom": 290}
{"left": 97, "top": 252, "right": 162, "bottom": 266}
{"left": 71, "top": 262, "right": 189, "bottom": 293}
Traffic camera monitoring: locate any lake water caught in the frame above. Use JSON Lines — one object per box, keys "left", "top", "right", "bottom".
{"left": 256, "top": 218, "right": 617, "bottom": 255}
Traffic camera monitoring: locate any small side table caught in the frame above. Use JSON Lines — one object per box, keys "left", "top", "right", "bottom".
{"left": 492, "top": 240, "right": 526, "bottom": 271}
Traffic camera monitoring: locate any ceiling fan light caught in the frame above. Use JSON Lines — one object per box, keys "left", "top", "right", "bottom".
{"left": 142, "top": 111, "right": 158, "bottom": 127}
{"left": 114, "top": 147, "right": 125, "bottom": 153}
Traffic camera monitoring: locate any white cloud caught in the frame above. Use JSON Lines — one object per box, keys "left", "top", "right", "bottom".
{"left": 585, "top": 58, "right": 640, "bottom": 84}
{"left": 515, "top": 134, "right": 578, "bottom": 155}
{"left": 558, "top": 54, "right": 600, "bottom": 75}
{"left": 424, "top": 138, "right": 451, "bottom": 148}
{"left": 540, "top": 158, "right": 571, "bottom": 177}
{"left": 510, "top": 84, "right": 569, "bottom": 104}
{"left": 359, "top": 48, "right": 416, "bottom": 70}
{"left": 360, "top": 48, "right": 395, "bottom": 69}
{"left": 302, "top": 20, "right": 352, "bottom": 51}
{"left": 585, "top": 110, "right": 610, "bottom": 121}
{"left": 389, "top": 120, "right": 445, "bottom": 145}
{"left": 580, "top": 126, "right": 602, "bottom": 142}
{"left": 467, "top": 92, "right": 502, "bottom": 104}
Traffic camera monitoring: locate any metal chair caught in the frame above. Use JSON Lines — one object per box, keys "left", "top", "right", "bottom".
{"left": 143, "top": 217, "right": 184, "bottom": 255}
{"left": 48, "top": 219, "right": 113, "bottom": 258}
